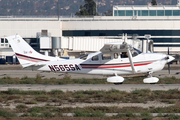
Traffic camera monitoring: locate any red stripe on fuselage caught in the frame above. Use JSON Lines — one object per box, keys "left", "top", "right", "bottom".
{"left": 81, "top": 62, "right": 152, "bottom": 69}
{"left": 80, "top": 60, "right": 157, "bottom": 66}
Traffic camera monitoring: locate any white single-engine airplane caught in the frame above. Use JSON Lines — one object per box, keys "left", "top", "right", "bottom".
{"left": 6, "top": 35, "right": 175, "bottom": 84}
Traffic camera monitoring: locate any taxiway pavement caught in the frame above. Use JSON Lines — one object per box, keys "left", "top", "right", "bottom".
{"left": 0, "top": 69, "right": 180, "bottom": 79}
{"left": 0, "top": 65, "right": 180, "bottom": 92}
{"left": 0, "top": 84, "right": 180, "bottom": 92}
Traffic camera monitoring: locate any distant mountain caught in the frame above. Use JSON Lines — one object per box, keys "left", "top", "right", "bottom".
{"left": 0, "top": 0, "right": 177, "bottom": 16}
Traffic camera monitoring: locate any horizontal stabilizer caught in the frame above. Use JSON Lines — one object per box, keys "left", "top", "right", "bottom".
{"left": 22, "top": 62, "right": 46, "bottom": 68}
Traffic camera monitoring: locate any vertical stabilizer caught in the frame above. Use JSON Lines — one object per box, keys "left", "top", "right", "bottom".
{"left": 6, "top": 35, "right": 61, "bottom": 68}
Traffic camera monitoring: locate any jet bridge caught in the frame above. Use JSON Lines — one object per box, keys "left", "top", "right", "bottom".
{"left": 50, "top": 34, "right": 154, "bottom": 58}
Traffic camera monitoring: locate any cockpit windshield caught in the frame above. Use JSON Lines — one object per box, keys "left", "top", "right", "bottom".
{"left": 79, "top": 54, "right": 88, "bottom": 60}
{"left": 131, "top": 47, "right": 142, "bottom": 57}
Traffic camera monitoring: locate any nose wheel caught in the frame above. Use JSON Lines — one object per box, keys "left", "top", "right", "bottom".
{"left": 143, "top": 71, "right": 159, "bottom": 84}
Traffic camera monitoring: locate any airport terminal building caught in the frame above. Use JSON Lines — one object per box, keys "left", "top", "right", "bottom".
{"left": 1, "top": 4, "right": 180, "bottom": 63}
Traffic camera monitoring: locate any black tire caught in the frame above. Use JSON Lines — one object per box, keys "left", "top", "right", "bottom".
{"left": 114, "top": 83, "right": 123, "bottom": 85}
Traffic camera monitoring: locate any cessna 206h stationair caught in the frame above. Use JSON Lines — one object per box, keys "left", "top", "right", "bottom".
{"left": 6, "top": 35, "right": 174, "bottom": 84}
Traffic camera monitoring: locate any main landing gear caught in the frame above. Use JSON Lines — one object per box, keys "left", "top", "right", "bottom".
{"left": 107, "top": 73, "right": 125, "bottom": 85}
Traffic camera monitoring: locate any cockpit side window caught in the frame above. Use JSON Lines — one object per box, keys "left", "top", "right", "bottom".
{"left": 92, "top": 55, "right": 99, "bottom": 61}
{"left": 102, "top": 53, "right": 111, "bottom": 60}
{"left": 80, "top": 54, "right": 88, "bottom": 60}
{"left": 121, "top": 52, "right": 128, "bottom": 58}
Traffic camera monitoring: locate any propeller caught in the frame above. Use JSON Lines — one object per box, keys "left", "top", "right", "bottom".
{"left": 167, "top": 46, "right": 170, "bottom": 75}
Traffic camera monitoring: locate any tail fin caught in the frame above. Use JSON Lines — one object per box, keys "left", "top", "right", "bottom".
{"left": 6, "top": 35, "right": 60, "bottom": 68}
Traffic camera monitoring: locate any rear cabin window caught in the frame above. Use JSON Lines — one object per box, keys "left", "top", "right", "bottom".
{"left": 114, "top": 53, "right": 119, "bottom": 59}
{"left": 102, "top": 53, "right": 111, "bottom": 60}
{"left": 80, "top": 54, "right": 88, "bottom": 60}
{"left": 92, "top": 55, "right": 99, "bottom": 61}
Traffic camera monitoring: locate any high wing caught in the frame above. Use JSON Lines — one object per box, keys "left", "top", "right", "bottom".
{"left": 100, "top": 41, "right": 133, "bottom": 53}
{"left": 100, "top": 41, "right": 136, "bottom": 73}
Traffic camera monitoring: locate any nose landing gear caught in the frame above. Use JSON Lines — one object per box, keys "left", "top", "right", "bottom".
{"left": 143, "top": 71, "right": 159, "bottom": 84}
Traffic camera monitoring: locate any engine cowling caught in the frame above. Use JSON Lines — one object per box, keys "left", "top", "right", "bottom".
{"left": 143, "top": 77, "right": 159, "bottom": 84}
{"left": 107, "top": 76, "right": 125, "bottom": 84}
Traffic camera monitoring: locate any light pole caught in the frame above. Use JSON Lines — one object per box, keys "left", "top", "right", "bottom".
{"left": 96, "top": 0, "right": 98, "bottom": 15}
{"left": 58, "top": 0, "right": 60, "bottom": 20}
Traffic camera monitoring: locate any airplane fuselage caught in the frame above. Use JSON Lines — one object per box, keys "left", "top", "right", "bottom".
{"left": 29, "top": 52, "right": 169, "bottom": 76}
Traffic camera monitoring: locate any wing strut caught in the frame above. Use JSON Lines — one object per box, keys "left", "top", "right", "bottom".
{"left": 127, "top": 47, "right": 136, "bottom": 74}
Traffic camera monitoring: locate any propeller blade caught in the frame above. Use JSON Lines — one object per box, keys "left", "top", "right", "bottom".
{"left": 168, "top": 63, "right": 170, "bottom": 75}
{"left": 167, "top": 46, "right": 170, "bottom": 75}
{"left": 168, "top": 46, "right": 169, "bottom": 55}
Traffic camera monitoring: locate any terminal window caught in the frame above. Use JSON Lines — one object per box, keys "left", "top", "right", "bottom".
{"left": 142, "top": 10, "right": 148, "bottom": 16}
{"left": 126, "top": 10, "right": 133, "bottom": 16}
{"left": 138, "top": 10, "right": 141, "bottom": 16}
{"left": 114, "top": 10, "right": 118, "bottom": 16}
{"left": 85, "top": 32, "right": 91, "bottom": 36}
{"left": 134, "top": 10, "right": 138, "bottom": 16}
{"left": 149, "top": 10, "right": 156, "bottom": 16}
{"left": 99, "top": 33, "right": 106, "bottom": 36}
{"left": 118, "top": 10, "right": 125, "bottom": 16}
{"left": 157, "top": 10, "right": 164, "bottom": 16}
{"left": 134, "top": 10, "right": 141, "bottom": 16}
{"left": 114, "top": 9, "right": 180, "bottom": 16}
{"left": 173, "top": 10, "right": 180, "bottom": 16}
{"left": 165, "top": 10, "right": 172, "bottom": 16}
